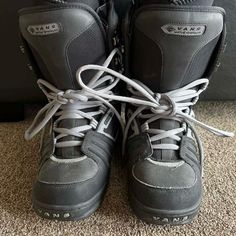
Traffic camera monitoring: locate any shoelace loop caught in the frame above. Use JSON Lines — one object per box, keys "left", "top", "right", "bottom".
{"left": 151, "top": 93, "right": 177, "bottom": 116}
{"left": 25, "top": 80, "right": 107, "bottom": 144}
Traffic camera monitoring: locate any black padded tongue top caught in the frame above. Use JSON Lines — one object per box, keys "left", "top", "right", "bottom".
{"left": 139, "top": 0, "right": 214, "bottom": 6}
{"left": 19, "top": 2, "right": 106, "bottom": 90}
{"left": 131, "top": 5, "right": 224, "bottom": 160}
{"left": 131, "top": 6, "right": 224, "bottom": 93}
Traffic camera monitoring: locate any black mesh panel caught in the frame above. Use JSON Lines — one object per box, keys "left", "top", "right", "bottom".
{"left": 182, "top": 36, "right": 220, "bottom": 86}
{"left": 67, "top": 23, "right": 106, "bottom": 87}
{"left": 131, "top": 27, "right": 162, "bottom": 89}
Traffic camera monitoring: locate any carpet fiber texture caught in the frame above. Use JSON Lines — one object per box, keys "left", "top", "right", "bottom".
{"left": 0, "top": 102, "right": 235, "bottom": 236}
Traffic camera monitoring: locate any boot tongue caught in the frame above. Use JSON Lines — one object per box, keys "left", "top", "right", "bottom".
{"left": 55, "top": 119, "right": 89, "bottom": 159}
{"left": 54, "top": 104, "right": 104, "bottom": 159}
{"left": 55, "top": 119, "right": 86, "bottom": 158}
{"left": 131, "top": 5, "right": 224, "bottom": 160}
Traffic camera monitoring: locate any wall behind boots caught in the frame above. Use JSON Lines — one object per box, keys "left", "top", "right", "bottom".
{"left": 202, "top": 0, "right": 236, "bottom": 100}
{"left": 0, "top": 0, "right": 235, "bottom": 102}
{"left": 0, "top": 0, "right": 44, "bottom": 103}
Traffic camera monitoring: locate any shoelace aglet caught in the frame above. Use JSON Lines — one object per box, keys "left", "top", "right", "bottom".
{"left": 24, "top": 132, "right": 31, "bottom": 141}
{"left": 216, "top": 130, "right": 234, "bottom": 138}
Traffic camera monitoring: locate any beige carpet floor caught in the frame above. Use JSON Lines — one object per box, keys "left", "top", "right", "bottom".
{"left": 0, "top": 102, "right": 235, "bottom": 236}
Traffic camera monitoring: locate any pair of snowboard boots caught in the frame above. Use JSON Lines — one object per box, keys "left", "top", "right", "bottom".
{"left": 19, "top": 0, "right": 233, "bottom": 225}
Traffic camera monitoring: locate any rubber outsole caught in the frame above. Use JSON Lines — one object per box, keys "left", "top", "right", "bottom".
{"left": 32, "top": 187, "right": 106, "bottom": 221}
{"left": 129, "top": 192, "right": 201, "bottom": 225}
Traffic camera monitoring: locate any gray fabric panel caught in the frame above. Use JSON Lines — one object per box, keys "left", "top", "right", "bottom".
{"left": 38, "top": 157, "right": 98, "bottom": 184}
{"left": 82, "top": 131, "right": 114, "bottom": 166}
{"left": 128, "top": 133, "right": 153, "bottom": 164}
{"left": 132, "top": 160, "right": 196, "bottom": 188}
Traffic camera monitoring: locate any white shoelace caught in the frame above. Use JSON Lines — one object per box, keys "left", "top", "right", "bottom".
{"left": 26, "top": 48, "right": 234, "bottom": 166}
{"left": 25, "top": 49, "right": 124, "bottom": 150}
{"left": 76, "top": 49, "right": 234, "bottom": 167}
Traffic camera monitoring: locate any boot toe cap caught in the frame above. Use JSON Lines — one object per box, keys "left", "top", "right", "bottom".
{"left": 33, "top": 156, "right": 108, "bottom": 206}
{"left": 130, "top": 158, "right": 202, "bottom": 211}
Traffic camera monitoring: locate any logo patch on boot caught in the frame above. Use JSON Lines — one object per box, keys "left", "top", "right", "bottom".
{"left": 27, "top": 23, "right": 61, "bottom": 36}
{"left": 161, "top": 24, "right": 206, "bottom": 36}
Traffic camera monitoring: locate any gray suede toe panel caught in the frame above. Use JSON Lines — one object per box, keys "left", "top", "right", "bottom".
{"left": 38, "top": 157, "right": 98, "bottom": 185}
{"left": 132, "top": 159, "right": 196, "bottom": 189}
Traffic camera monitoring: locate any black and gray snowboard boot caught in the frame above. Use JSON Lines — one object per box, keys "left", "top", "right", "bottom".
{"left": 19, "top": 0, "right": 120, "bottom": 220}
{"left": 121, "top": 0, "right": 234, "bottom": 225}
